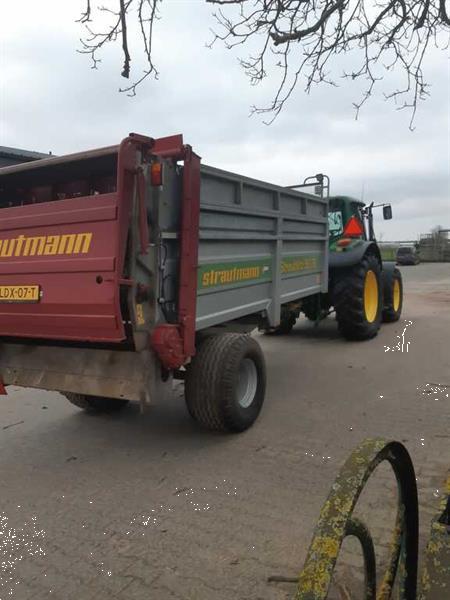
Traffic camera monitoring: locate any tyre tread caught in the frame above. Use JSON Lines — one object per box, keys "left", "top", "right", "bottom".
{"left": 64, "top": 393, "right": 129, "bottom": 414}
{"left": 333, "top": 254, "right": 382, "bottom": 341}
{"left": 382, "top": 267, "right": 403, "bottom": 322}
{"left": 185, "top": 334, "right": 265, "bottom": 432}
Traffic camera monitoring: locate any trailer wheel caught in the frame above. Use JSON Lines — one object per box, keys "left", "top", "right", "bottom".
{"left": 185, "top": 334, "right": 266, "bottom": 433}
{"left": 64, "top": 393, "right": 129, "bottom": 414}
{"left": 382, "top": 267, "right": 403, "bottom": 322}
{"left": 333, "top": 253, "right": 382, "bottom": 341}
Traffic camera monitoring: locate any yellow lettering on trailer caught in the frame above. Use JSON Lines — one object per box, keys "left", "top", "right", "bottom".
{"left": 0, "top": 233, "right": 93, "bottom": 259}
{"left": 23, "top": 236, "right": 46, "bottom": 256}
{"left": 44, "top": 236, "right": 61, "bottom": 255}
{"left": 14, "top": 235, "right": 25, "bottom": 256}
{"left": 201, "top": 265, "right": 263, "bottom": 288}
{"left": 58, "top": 234, "right": 77, "bottom": 254}
{"left": 75, "top": 232, "right": 92, "bottom": 254}
{"left": 0, "top": 239, "right": 15, "bottom": 258}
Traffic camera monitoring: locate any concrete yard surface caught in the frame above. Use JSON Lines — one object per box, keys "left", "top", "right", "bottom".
{"left": 0, "top": 263, "right": 449, "bottom": 599}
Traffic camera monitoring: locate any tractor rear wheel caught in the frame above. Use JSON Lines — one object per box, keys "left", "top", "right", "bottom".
{"left": 185, "top": 333, "right": 266, "bottom": 432}
{"left": 382, "top": 267, "right": 403, "bottom": 322}
{"left": 64, "top": 393, "right": 129, "bottom": 414}
{"left": 333, "top": 253, "right": 382, "bottom": 341}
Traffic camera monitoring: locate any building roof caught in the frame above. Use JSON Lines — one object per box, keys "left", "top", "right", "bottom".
{"left": 0, "top": 145, "right": 51, "bottom": 161}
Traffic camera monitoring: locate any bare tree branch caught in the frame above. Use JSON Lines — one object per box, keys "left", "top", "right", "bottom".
{"left": 77, "top": 0, "right": 160, "bottom": 94}
{"left": 206, "top": 0, "right": 450, "bottom": 128}
{"left": 439, "top": 0, "right": 450, "bottom": 24}
{"left": 77, "top": 1, "right": 450, "bottom": 125}
{"left": 119, "top": 0, "right": 131, "bottom": 78}
{"left": 77, "top": 0, "right": 92, "bottom": 24}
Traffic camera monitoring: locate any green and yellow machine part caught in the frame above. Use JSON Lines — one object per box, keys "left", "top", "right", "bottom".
{"left": 295, "top": 438, "right": 419, "bottom": 600}
{"left": 277, "top": 438, "right": 449, "bottom": 599}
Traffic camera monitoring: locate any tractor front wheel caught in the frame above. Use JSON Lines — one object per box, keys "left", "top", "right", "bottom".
{"left": 333, "top": 253, "right": 382, "bottom": 341}
{"left": 382, "top": 267, "right": 403, "bottom": 322}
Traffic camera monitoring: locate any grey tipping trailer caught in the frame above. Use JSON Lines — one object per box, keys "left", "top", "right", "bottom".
{"left": 0, "top": 133, "right": 329, "bottom": 433}
{"left": 196, "top": 164, "right": 329, "bottom": 331}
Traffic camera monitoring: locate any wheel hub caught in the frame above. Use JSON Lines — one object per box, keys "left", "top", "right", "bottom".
{"left": 364, "top": 270, "right": 379, "bottom": 323}
{"left": 237, "top": 358, "right": 258, "bottom": 408}
{"left": 393, "top": 279, "right": 401, "bottom": 312}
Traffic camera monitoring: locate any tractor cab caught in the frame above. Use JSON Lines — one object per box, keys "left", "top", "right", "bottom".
{"left": 328, "top": 196, "right": 366, "bottom": 249}
{"left": 302, "top": 193, "right": 401, "bottom": 339}
{"left": 328, "top": 195, "right": 392, "bottom": 252}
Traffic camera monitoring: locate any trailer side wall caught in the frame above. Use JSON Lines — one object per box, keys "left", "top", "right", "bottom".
{"left": 195, "top": 165, "right": 328, "bottom": 329}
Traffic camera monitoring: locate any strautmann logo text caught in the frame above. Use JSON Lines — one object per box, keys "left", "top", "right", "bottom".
{"left": 0, "top": 233, "right": 93, "bottom": 258}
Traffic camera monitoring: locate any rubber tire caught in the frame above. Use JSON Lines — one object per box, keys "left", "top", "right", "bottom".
{"left": 64, "top": 393, "right": 129, "bottom": 414}
{"left": 264, "top": 315, "right": 296, "bottom": 335}
{"left": 185, "top": 333, "right": 266, "bottom": 433}
{"left": 301, "top": 297, "right": 323, "bottom": 321}
{"left": 333, "top": 253, "right": 382, "bottom": 341}
{"left": 382, "top": 267, "right": 403, "bottom": 322}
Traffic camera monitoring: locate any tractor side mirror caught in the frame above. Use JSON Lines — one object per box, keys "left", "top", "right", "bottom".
{"left": 383, "top": 205, "right": 393, "bottom": 220}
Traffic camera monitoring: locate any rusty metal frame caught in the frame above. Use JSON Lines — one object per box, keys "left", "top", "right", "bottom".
{"left": 150, "top": 136, "right": 201, "bottom": 369}
{"left": 295, "top": 438, "right": 419, "bottom": 599}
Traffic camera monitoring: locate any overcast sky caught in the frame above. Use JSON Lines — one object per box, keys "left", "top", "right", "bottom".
{"left": 1, "top": 1, "right": 449, "bottom": 239}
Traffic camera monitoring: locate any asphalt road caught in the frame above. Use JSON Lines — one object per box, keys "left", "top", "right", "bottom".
{"left": 0, "top": 263, "right": 449, "bottom": 600}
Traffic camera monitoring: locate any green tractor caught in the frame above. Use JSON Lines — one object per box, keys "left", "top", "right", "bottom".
{"left": 304, "top": 196, "right": 403, "bottom": 340}
{"left": 271, "top": 194, "right": 404, "bottom": 340}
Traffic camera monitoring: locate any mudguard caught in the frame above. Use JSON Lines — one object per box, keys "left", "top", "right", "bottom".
{"left": 381, "top": 261, "right": 397, "bottom": 275}
{"left": 329, "top": 241, "right": 381, "bottom": 269}
{"left": 381, "top": 260, "right": 398, "bottom": 299}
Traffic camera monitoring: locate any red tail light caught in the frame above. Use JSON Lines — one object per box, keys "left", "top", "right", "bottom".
{"left": 343, "top": 216, "right": 364, "bottom": 237}
{"left": 337, "top": 238, "right": 352, "bottom": 247}
{"left": 150, "top": 162, "right": 163, "bottom": 187}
